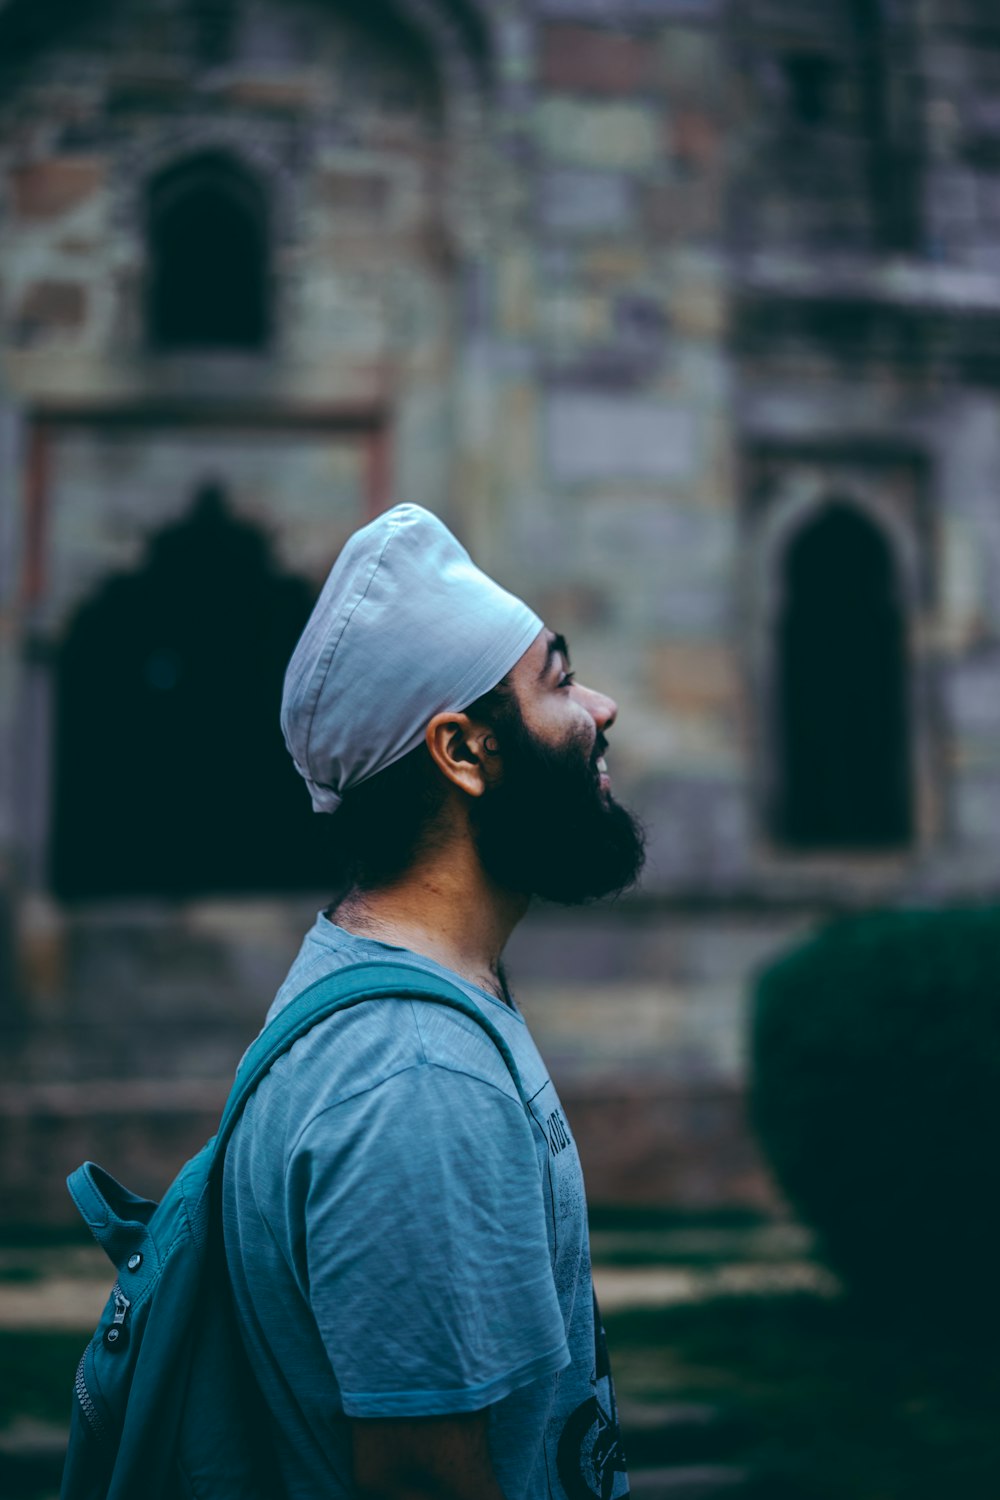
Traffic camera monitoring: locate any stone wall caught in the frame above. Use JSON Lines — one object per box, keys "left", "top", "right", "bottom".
{"left": 2, "top": 895, "right": 798, "bottom": 1223}
{"left": 2, "top": 0, "right": 1000, "bottom": 1226}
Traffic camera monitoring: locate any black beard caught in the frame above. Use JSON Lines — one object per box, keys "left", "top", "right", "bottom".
{"left": 470, "top": 707, "right": 646, "bottom": 905}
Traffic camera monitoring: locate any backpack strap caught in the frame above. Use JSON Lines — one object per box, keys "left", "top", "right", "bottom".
{"left": 213, "top": 959, "right": 527, "bottom": 1163}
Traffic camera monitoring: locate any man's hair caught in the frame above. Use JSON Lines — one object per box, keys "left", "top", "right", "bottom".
{"left": 328, "top": 677, "right": 516, "bottom": 893}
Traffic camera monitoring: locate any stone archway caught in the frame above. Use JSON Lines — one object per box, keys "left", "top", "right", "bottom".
{"left": 146, "top": 152, "right": 271, "bottom": 351}
{"left": 743, "top": 456, "right": 932, "bottom": 857}
{"left": 774, "top": 500, "right": 912, "bottom": 848}
{"left": 51, "top": 484, "right": 334, "bottom": 898}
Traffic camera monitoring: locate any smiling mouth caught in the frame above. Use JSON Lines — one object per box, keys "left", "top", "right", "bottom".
{"left": 595, "top": 755, "right": 611, "bottom": 791}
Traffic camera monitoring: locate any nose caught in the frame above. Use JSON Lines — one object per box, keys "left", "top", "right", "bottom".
{"left": 578, "top": 683, "right": 617, "bottom": 735}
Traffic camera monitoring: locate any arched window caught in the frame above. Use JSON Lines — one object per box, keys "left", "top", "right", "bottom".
{"left": 51, "top": 486, "right": 332, "bottom": 898}
{"left": 775, "top": 502, "right": 912, "bottom": 849}
{"left": 146, "top": 154, "right": 269, "bottom": 350}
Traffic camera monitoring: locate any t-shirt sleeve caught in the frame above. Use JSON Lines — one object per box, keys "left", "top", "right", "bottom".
{"left": 288, "top": 1059, "right": 571, "bottom": 1418}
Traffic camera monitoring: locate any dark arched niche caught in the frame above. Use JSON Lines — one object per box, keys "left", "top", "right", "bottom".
{"left": 146, "top": 153, "right": 270, "bottom": 351}
{"left": 775, "top": 502, "right": 912, "bottom": 850}
{"left": 51, "top": 486, "right": 335, "bottom": 898}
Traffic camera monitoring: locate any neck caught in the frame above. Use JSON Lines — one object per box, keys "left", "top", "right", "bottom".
{"left": 329, "top": 828, "right": 529, "bottom": 1002}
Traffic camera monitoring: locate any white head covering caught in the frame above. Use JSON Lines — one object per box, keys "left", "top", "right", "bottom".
{"left": 281, "top": 504, "right": 543, "bottom": 812}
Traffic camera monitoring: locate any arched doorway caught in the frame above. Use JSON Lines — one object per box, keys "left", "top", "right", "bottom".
{"left": 146, "top": 152, "right": 270, "bottom": 350}
{"left": 775, "top": 501, "right": 912, "bottom": 848}
{"left": 51, "top": 485, "right": 334, "bottom": 897}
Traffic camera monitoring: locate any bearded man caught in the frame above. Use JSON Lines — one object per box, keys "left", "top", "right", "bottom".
{"left": 223, "top": 504, "right": 645, "bottom": 1500}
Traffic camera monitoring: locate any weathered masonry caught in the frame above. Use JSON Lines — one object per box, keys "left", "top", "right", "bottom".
{"left": 2, "top": 0, "right": 1000, "bottom": 1223}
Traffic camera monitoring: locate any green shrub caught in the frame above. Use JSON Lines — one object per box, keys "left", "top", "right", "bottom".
{"left": 750, "top": 906, "right": 1000, "bottom": 1322}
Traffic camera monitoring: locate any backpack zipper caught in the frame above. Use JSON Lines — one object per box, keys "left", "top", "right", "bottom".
{"left": 101, "top": 1281, "right": 131, "bottom": 1351}
{"left": 110, "top": 1283, "right": 131, "bottom": 1326}
{"left": 74, "top": 1349, "right": 108, "bottom": 1440}
{"left": 74, "top": 1280, "right": 133, "bottom": 1439}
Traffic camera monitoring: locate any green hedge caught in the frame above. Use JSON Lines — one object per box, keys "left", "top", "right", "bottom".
{"left": 750, "top": 906, "right": 1000, "bottom": 1321}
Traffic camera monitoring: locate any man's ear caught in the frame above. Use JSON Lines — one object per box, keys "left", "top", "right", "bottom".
{"left": 425, "top": 712, "right": 497, "bottom": 798}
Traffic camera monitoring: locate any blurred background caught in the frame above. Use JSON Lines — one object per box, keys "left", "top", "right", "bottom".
{"left": 2, "top": 0, "right": 1000, "bottom": 1496}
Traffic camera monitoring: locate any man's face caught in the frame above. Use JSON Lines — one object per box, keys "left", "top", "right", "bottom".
{"left": 470, "top": 630, "right": 646, "bottom": 904}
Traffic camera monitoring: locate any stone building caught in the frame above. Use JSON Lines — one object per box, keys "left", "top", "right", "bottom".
{"left": 1, "top": 0, "right": 999, "bottom": 1224}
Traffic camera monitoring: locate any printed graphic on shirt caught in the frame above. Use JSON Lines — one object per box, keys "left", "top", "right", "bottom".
{"left": 546, "top": 1108, "right": 572, "bottom": 1156}
{"left": 556, "top": 1296, "right": 629, "bottom": 1499}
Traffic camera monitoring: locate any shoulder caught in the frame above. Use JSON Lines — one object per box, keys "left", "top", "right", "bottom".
{"left": 252, "top": 992, "right": 522, "bottom": 1136}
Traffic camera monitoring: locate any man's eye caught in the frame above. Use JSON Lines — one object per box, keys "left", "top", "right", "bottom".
{"left": 558, "top": 671, "right": 576, "bottom": 689}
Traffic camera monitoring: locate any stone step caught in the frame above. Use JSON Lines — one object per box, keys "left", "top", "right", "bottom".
{"left": 621, "top": 1400, "right": 748, "bottom": 1468}
{"left": 0, "top": 1419, "right": 65, "bottom": 1500}
{"left": 629, "top": 1465, "right": 752, "bottom": 1499}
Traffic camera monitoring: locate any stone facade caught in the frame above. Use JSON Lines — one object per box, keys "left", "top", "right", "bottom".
{"left": 1, "top": 0, "right": 1000, "bottom": 1223}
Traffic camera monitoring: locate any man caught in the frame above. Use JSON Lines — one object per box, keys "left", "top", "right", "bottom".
{"left": 223, "top": 504, "right": 645, "bottom": 1500}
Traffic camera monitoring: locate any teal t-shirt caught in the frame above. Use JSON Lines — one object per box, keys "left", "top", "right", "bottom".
{"left": 222, "top": 914, "right": 629, "bottom": 1500}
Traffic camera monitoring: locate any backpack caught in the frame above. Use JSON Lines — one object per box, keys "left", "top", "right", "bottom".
{"left": 61, "top": 958, "right": 527, "bottom": 1500}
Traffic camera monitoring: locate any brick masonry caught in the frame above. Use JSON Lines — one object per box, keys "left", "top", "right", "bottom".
{"left": 0, "top": 0, "right": 999, "bottom": 1223}
{"left": 10, "top": 159, "right": 105, "bottom": 220}
{"left": 540, "top": 23, "right": 652, "bottom": 96}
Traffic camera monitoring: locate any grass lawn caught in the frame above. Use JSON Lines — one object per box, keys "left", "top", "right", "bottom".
{"left": 0, "top": 1330, "right": 82, "bottom": 1431}
{"left": 4, "top": 1221, "right": 1000, "bottom": 1500}
{"left": 606, "top": 1290, "right": 1000, "bottom": 1500}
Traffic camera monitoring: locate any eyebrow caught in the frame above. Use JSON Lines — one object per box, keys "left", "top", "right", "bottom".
{"left": 538, "top": 632, "right": 571, "bottom": 681}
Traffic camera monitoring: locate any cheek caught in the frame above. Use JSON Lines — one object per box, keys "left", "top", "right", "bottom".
{"left": 562, "top": 710, "right": 597, "bottom": 761}
{"left": 514, "top": 680, "right": 599, "bottom": 757}
{"left": 568, "top": 692, "right": 599, "bottom": 741}
{"left": 524, "top": 698, "right": 593, "bottom": 750}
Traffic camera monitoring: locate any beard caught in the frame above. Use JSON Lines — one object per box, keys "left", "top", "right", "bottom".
{"left": 470, "top": 704, "right": 646, "bottom": 905}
